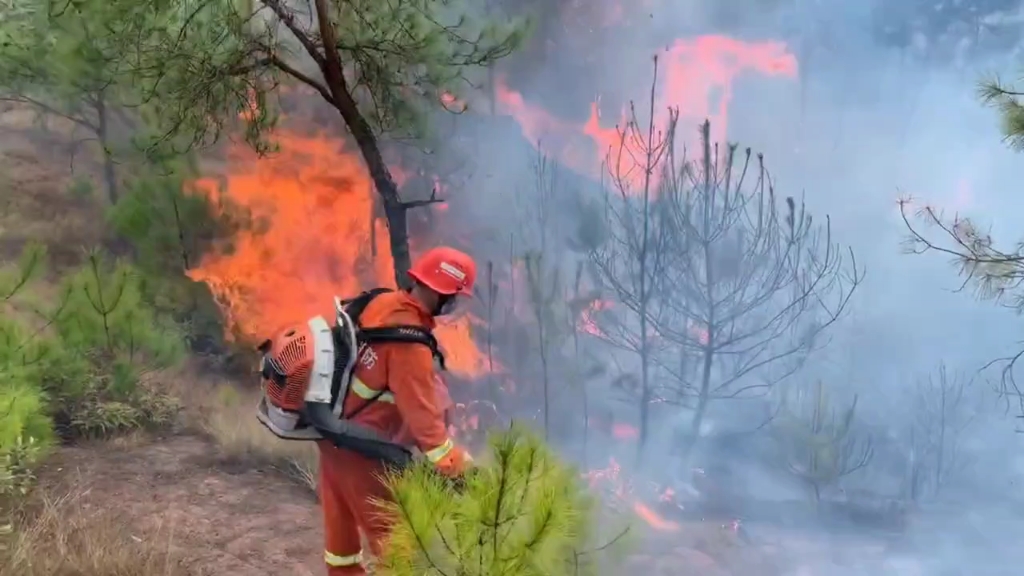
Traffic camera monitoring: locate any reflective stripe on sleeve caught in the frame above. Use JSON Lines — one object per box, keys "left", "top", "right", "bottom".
{"left": 424, "top": 438, "right": 454, "bottom": 463}
{"left": 350, "top": 376, "right": 395, "bottom": 403}
{"left": 324, "top": 550, "right": 363, "bottom": 567}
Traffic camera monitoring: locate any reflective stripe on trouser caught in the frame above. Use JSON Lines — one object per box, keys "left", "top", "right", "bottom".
{"left": 325, "top": 550, "right": 362, "bottom": 567}
{"left": 424, "top": 438, "right": 454, "bottom": 463}
{"left": 318, "top": 442, "right": 364, "bottom": 574}
{"left": 318, "top": 440, "right": 396, "bottom": 564}
{"left": 350, "top": 376, "right": 395, "bottom": 403}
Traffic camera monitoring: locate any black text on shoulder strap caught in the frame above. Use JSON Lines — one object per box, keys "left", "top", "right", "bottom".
{"left": 358, "top": 326, "right": 446, "bottom": 370}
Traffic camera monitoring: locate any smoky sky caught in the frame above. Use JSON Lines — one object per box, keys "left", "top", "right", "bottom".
{"left": 473, "top": 0, "right": 1024, "bottom": 409}
{"left": 450, "top": 1, "right": 1024, "bottom": 566}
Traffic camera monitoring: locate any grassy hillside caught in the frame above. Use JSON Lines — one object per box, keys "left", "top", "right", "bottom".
{"left": 0, "top": 129, "right": 320, "bottom": 574}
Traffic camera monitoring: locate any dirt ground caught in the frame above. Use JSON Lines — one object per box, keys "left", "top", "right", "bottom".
{"left": 35, "top": 435, "right": 324, "bottom": 576}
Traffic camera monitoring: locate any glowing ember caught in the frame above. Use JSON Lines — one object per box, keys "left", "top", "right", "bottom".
{"left": 585, "top": 457, "right": 630, "bottom": 499}
{"left": 448, "top": 399, "right": 499, "bottom": 448}
{"left": 689, "top": 319, "right": 710, "bottom": 346}
{"left": 187, "top": 131, "right": 488, "bottom": 378}
{"left": 585, "top": 457, "right": 684, "bottom": 532}
{"left": 633, "top": 502, "right": 681, "bottom": 532}
{"left": 496, "top": 35, "right": 798, "bottom": 191}
{"left": 440, "top": 92, "right": 467, "bottom": 113}
{"left": 578, "top": 299, "right": 612, "bottom": 337}
{"left": 612, "top": 423, "right": 639, "bottom": 440}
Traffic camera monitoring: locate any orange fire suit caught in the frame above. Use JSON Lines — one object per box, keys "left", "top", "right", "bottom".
{"left": 317, "top": 290, "right": 470, "bottom": 576}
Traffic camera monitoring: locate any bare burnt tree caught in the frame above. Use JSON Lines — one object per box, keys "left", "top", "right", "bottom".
{"left": 517, "top": 152, "right": 561, "bottom": 258}
{"left": 904, "top": 363, "right": 977, "bottom": 501}
{"left": 481, "top": 261, "right": 500, "bottom": 403}
{"left": 523, "top": 252, "right": 571, "bottom": 440}
{"left": 899, "top": 198, "right": 1024, "bottom": 425}
{"left": 564, "top": 262, "right": 606, "bottom": 466}
{"left": 657, "top": 121, "right": 862, "bottom": 455}
{"left": 582, "top": 56, "right": 677, "bottom": 458}
{"left": 515, "top": 152, "right": 572, "bottom": 439}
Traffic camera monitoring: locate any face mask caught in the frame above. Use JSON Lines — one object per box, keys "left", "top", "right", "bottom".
{"left": 435, "top": 295, "right": 459, "bottom": 316}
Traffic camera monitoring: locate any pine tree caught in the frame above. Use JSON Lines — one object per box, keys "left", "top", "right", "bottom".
{"left": 20, "top": 0, "right": 528, "bottom": 286}
{"left": 773, "top": 381, "right": 873, "bottom": 502}
{"left": 377, "top": 425, "right": 629, "bottom": 576}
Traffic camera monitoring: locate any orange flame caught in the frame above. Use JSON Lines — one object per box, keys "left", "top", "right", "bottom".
{"left": 496, "top": 35, "right": 798, "bottom": 192}
{"left": 578, "top": 299, "right": 613, "bottom": 336}
{"left": 584, "top": 457, "right": 683, "bottom": 532}
{"left": 633, "top": 502, "right": 681, "bottom": 532}
{"left": 187, "top": 131, "right": 488, "bottom": 378}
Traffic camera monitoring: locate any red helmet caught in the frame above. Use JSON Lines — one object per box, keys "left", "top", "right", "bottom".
{"left": 408, "top": 246, "right": 477, "bottom": 296}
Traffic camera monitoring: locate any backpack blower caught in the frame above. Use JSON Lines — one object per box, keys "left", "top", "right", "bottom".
{"left": 255, "top": 288, "right": 445, "bottom": 468}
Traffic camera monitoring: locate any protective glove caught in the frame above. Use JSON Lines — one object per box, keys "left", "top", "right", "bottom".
{"left": 434, "top": 445, "right": 474, "bottom": 491}
{"left": 435, "top": 445, "right": 473, "bottom": 476}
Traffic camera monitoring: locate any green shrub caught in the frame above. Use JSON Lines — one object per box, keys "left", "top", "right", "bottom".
{"left": 56, "top": 253, "right": 183, "bottom": 365}
{"left": 42, "top": 252, "right": 184, "bottom": 438}
{"left": 0, "top": 436, "right": 43, "bottom": 502}
{"left": 1, "top": 245, "right": 184, "bottom": 443}
{"left": 0, "top": 248, "right": 54, "bottom": 531}
{"left": 0, "top": 246, "right": 53, "bottom": 446}
{"left": 0, "top": 381, "right": 52, "bottom": 505}
{"left": 0, "top": 380, "right": 53, "bottom": 452}
{"left": 378, "top": 426, "right": 630, "bottom": 576}
{"left": 106, "top": 154, "right": 249, "bottom": 355}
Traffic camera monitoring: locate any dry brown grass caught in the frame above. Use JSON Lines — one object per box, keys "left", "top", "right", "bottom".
{"left": 196, "top": 381, "right": 319, "bottom": 493}
{"left": 0, "top": 489, "right": 193, "bottom": 576}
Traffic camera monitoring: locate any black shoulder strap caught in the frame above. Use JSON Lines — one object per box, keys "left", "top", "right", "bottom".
{"left": 340, "top": 324, "right": 447, "bottom": 420}
{"left": 359, "top": 325, "right": 446, "bottom": 371}
{"left": 342, "top": 287, "right": 394, "bottom": 325}
{"left": 330, "top": 289, "right": 448, "bottom": 417}
{"left": 340, "top": 287, "right": 446, "bottom": 369}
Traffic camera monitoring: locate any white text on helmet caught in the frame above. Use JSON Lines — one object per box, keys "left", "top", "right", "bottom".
{"left": 439, "top": 262, "right": 466, "bottom": 282}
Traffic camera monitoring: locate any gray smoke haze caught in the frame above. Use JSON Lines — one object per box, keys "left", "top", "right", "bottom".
{"left": 437, "top": 0, "right": 1024, "bottom": 573}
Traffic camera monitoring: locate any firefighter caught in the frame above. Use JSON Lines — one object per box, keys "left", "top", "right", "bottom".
{"left": 318, "top": 246, "right": 477, "bottom": 575}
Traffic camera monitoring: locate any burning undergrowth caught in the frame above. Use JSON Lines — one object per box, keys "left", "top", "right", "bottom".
{"left": 181, "top": 120, "right": 734, "bottom": 564}
{"left": 186, "top": 130, "right": 490, "bottom": 379}
{"left": 176, "top": 11, "right": 898, "bottom": 573}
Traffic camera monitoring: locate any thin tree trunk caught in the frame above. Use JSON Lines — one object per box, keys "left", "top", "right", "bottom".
{"left": 573, "top": 265, "right": 588, "bottom": 468}
{"left": 686, "top": 121, "right": 716, "bottom": 458}
{"left": 936, "top": 383, "right": 946, "bottom": 488}
{"left": 313, "top": 0, "right": 414, "bottom": 288}
{"left": 636, "top": 56, "right": 660, "bottom": 461}
{"left": 539, "top": 321, "right": 550, "bottom": 440}
{"left": 95, "top": 93, "right": 118, "bottom": 205}
{"left": 485, "top": 262, "right": 497, "bottom": 406}
{"left": 688, "top": 345, "right": 714, "bottom": 455}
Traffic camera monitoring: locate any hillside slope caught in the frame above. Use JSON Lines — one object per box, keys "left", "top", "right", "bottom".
{"left": 37, "top": 435, "right": 322, "bottom": 575}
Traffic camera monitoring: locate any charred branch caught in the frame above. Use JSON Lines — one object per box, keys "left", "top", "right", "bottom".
{"left": 399, "top": 186, "right": 446, "bottom": 210}
{"left": 583, "top": 56, "right": 677, "bottom": 458}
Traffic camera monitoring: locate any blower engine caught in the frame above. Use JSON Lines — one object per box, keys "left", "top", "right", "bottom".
{"left": 254, "top": 289, "right": 443, "bottom": 468}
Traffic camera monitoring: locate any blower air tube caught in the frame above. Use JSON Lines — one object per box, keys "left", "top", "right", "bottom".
{"left": 305, "top": 402, "right": 413, "bottom": 469}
